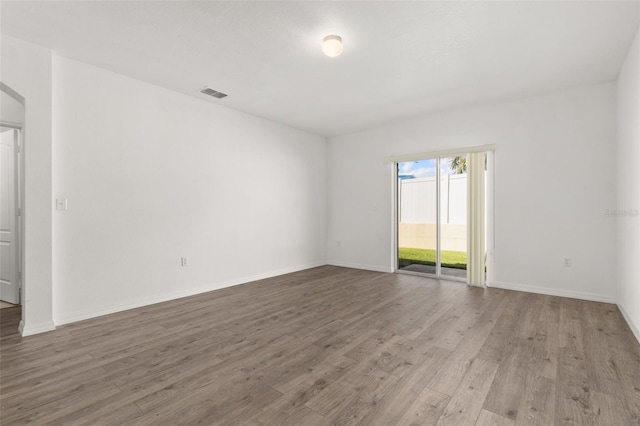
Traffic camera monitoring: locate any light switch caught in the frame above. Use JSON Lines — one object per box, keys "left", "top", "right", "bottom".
{"left": 56, "top": 198, "right": 67, "bottom": 211}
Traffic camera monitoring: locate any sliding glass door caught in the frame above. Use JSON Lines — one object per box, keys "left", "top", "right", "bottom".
{"left": 396, "top": 156, "right": 469, "bottom": 281}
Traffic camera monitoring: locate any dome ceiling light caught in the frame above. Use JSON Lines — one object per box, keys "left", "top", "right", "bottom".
{"left": 322, "top": 35, "right": 343, "bottom": 58}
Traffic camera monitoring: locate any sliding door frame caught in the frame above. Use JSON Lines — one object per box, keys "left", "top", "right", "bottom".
{"left": 435, "top": 157, "right": 442, "bottom": 278}
{"left": 390, "top": 145, "right": 495, "bottom": 285}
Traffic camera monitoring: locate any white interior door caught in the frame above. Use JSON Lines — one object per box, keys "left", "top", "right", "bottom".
{"left": 0, "top": 128, "right": 19, "bottom": 304}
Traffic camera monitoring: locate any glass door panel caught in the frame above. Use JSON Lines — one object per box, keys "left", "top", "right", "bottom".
{"left": 397, "top": 159, "right": 438, "bottom": 275}
{"left": 439, "top": 156, "right": 468, "bottom": 279}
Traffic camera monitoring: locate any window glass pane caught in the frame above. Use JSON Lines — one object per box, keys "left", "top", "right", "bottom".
{"left": 397, "top": 159, "right": 438, "bottom": 274}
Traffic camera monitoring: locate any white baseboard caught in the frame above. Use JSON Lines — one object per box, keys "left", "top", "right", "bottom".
{"left": 488, "top": 280, "right": 616, "bottom": 304}
{"left": 54, "top": 261, "right": 327, "bottom": 326}
{"left": 19, "top": 319, "right": 56, "bottom": 337}
{"left": 327, "top": 260, "right": 393, "bottom": 273}
{"left": 617, "top": 302, "right": 640, "bottom": 345}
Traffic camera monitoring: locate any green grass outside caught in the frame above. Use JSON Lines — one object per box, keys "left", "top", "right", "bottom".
{"left": 398, "top": 247, "right": 467, "bottom": 270}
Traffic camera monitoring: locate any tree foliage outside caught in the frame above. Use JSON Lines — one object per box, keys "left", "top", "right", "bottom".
{"left": 449, "top": 156, "right": 467, "bottom": 174}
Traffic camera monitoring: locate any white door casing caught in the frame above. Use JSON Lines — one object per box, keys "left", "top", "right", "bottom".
{"left": 0, "top": 128, "right": 19, "bottom": 304}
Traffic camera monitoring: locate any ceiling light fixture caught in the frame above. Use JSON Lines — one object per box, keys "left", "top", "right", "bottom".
{"left": 322, "top": 35, "right": 343, "bottom": 58}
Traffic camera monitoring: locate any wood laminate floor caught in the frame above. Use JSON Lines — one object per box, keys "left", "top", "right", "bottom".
{"left": 0, "top": 301, "right": 19, "bottom": 310}
{"left": 1, "top": 266, "right": 639, "bottom": 425}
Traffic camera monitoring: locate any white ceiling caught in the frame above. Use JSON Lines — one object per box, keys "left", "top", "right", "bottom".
{"left": 1, "top": 1, "right": 638, "bottom": 136}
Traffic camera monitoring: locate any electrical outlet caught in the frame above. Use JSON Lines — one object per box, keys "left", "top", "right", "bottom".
{"left": 180, "top": 257, "right": 188, "bottom": 267}
{"left": 563, "top": 258, "right": 572, "bottom": 267}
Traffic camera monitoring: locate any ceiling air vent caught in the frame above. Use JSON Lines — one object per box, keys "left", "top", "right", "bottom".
{"left": 200, "top": 87, "right": 228, "bottom": 99}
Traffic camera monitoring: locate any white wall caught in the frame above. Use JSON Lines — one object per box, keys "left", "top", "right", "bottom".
{"left": 0, "top": 36, "right": 55, "bottom": 335}
{"left": 51, "top": 55, "right": 326, "bottom": 324}
{"left": 616, "top": 28, "right": 640, "bottom": 342}
{"left": 327, "top": 82, "right": 617, "bottom": 302}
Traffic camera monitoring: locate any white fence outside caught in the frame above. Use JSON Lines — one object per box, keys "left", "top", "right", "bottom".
{"left": 398, "top": 174, "right": 468, "bottom": 252}
{"left": 399, "top": 174, "right": 467, "bottom": 225}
